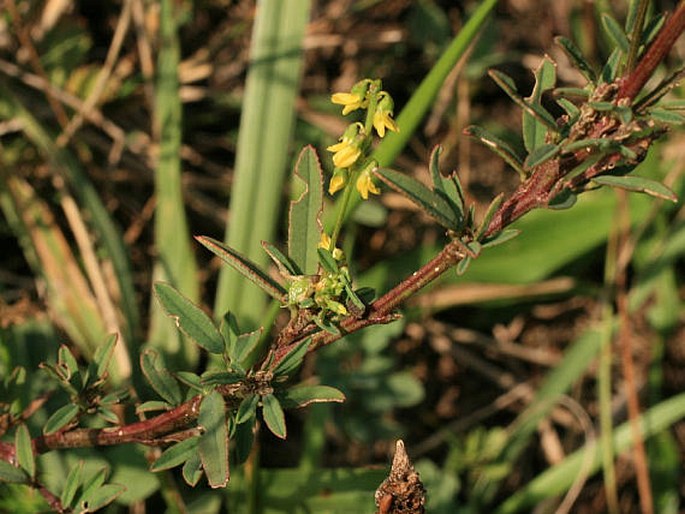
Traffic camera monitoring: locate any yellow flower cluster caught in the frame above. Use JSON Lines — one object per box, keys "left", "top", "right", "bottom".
{"left": 326, "top": 79, "right": 399, "bottom": 201}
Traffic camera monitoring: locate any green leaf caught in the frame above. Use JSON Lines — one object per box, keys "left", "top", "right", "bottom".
{"left": 92, "top": 334, "right": 117, "bottom": 380}
{"left": 151, "top": 436, "right": 200, "bottom": 471}
{"left": 524, "top": 143, "right": 560, "bottom": 170}
{"left": 647, "top": 108, "right": 685, "bottom": 124}
{"left": 262, "top": 241, "right": 301, "bottom": 276}
{"left": 475, "top": 193, "right": 504, "bottom": 240}
{"left": 175, "top": 371, "right": 203, "bottom": 392}
{"left": 182, "top": 452, "right": 203, "bottom": 487}
{"left": 463, "top": 125, "right": 526, "bottom": 178}
{"left": 262, "top": 393, "right": 287, "bottom": 439}
{"left": 236, "top": 394, "right": 259, "bottom": 425}
{"left": 76, "top": 467, "right": 108, "bottom": 509}
{"left": 43, "top": 403, "right": 80, "bottom": 435}
{"left": 154, "top": 282, "right": 224, "bottom": 354}
{"left": 488, "top": 69, "right": 558, "bottom": 131}
{"left": 61, "top": 461, "right": 84, "bottom": 507}
{"left": 555, "top": 97, "right": 580, "bottom": 120}
{"left": 232, "top": 328, "right": 263, "bottom": 368}
{"left": 0, "top": 461, "right": 27, "bottom": 484}
{"left": 58, "top": 344, "right": 79, "bottom": 380}
{"left": 136, "top": 401, "right": 172, "bottom": 414}
{"left": 273, "top": 337, "right": 311, "bottom": 378}
{"left": 523, "top": 57, "right": 557, "bottom": 153}
{"left": 140, "top": 349, "right": 182, "bottom": 406}
{"left": 548, "top": 189, "right": 578, "bottom": 210}
{"left": 317, "top": 247, "right": 339, "bottom": 274}
{"left": 201, "top": 370, "right": 245, "bottom": 387}
{"left": 14, "top": 424, "right": 34, "bottom": 479}
{"left": 278, "top": 384, "right": 346, "bottom": 408}
{"left": 374, "top": 167, "right": 460, "bottom": 229}
{"left": 81, "top": 483, "right": 126, "bottom": 512}
{"left": 601, "top": 47, "right": 623, "bottom": 82}
{"left": 554, "top": 36, "right": 597, "bottom": 83}
{"left": 198, "top": 391, "right": 230, "bottom": 488}
{"left": 289, "top": 146, "right": 324, "bottom": 275}
{"left": 196, "top": 235, "right": 286, "bottom": 301}
{"left": 429, "top": 145, "right": 465, "bottom": 220}
{"left": 480, "top": 229, "right": 521, "bottom": 249}
{"left": 601, "top": 13, "right": 630, "bottom": 54}
{"left": 592, "top": 175, "right": 678, "bottom": 202}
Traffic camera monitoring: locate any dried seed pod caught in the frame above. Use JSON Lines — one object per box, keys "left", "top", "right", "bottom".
{"left": 374, "top": 440, "right": 426, "bottom": 514}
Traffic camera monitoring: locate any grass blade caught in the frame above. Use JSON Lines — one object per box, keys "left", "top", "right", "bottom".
{"left": 214, "top": 0, "right": 312, "bottom": 327}
{"left": 148, "top": 0, "right": 199, "bottom": 366}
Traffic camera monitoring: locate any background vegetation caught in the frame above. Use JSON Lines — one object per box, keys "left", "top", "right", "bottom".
{"left": 0, "top": 0, "right": 683, "bottom": 513}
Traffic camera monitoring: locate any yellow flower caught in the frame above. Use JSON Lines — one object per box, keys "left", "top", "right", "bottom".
{"left": 331, "top": 92, "right": 365, "bottom": 115}
{"left": 327, "top": 140, "right": 361, "bottom": 168}
{"left": 356, "top": 169, "right": 380, "bottom": 200}
{"left": 328, "top": 168, "right": 348, "bottom": 195}
{"left": 373, "top": 92, "right": 399, "bottom": 137}
{"left": 318, "top": 233, "right": 332, "bottom": 250}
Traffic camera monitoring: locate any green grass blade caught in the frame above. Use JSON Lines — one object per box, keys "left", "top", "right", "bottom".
{"left": 214, "top": 0, "right": 312, "bottom": 327}
{"left": 148, "top": 0, "right": 199, "bottom": 366}
{"left": 494, "top": 393, "right": 685, "bottom": 514}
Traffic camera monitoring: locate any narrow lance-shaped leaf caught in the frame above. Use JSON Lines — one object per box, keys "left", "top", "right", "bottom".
{"left": 523, "top": 56, "right": 557, "bottom": 153}
{"left": 196, "top": 236, "right": 286, "bottom": 301}
{"left": 592, "top": 175, "right": 678, "bottom": 202}
{"left": 262, "top": 393, "right": 287, "bottom": 439}
{"left": 154, "top": 282, "right": 224, "bottom": 354}
{"left": 151, "top": 437, "right": 200, "bottom": 472}
{"left": 231, "top": 328, "right": 263, "bottom": 368}
{"left": 0, "top": 460, "right": 28, "bottom": 484}
{"left": 488, "top": 69, "right": 558, "bottom": 132}
{"left": 278, "top": 384, "right": 346, "bottom": 408}
{"left": 43, "top": 403, "right": 80, "bottom": 435}
{"left": 475, "top": 193, "right": 504, "bottom": 240}
{"left": 80, "top": 484, "right": 126, "bottom": 513}
{"left": 554, "top": 36, "right": 597, "bottom": 83}
{"left": 429, "top": 145, "right": 465, "bottom": 222}
{"left": 273, "top": 337, "right": 311, "bottom": 378}
{"left": 92, "top": 334, "right": 117, "bottom": 380}
{"left": 524, "top": 143, "right": 561, "bottom": 170}
{"left": 374, "top": 167, "right": 460, "bottom": 230}
{"left": 140, "top": 349, "right": 182, "bottom": 406}
{"left": 262, "top": 241, "right": 301, "bottom": 276}
{"left": 61, "top": 461, "right": 84, "bottom": 507}
{"left": 198, "top": 391, "right": 230, "bottom": 488}
{"left": 15, "top": 424, "right": 35, "bottom": 480}
{"left": 601, "top": 13, "right": 630, "bottom": 54}
{"left": 464, "top": 125, "right": 526, "bottom": 179}
{"left": 289, "top": 146, "right": 323, "bottom": 275}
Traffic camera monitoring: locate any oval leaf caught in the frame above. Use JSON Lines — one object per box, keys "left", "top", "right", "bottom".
{"left": 198, "top": 391, "right": 229, "bottom": 488}
{"left": 44, "top": 403, "right": 80, "bottom": 435}
{"left": 154, "top": 282, "right": 224, "bottom": 354}
{"left": 15, "top": 424, "right": 35, "bottom": 479}
{"left": 261, "top": 393, "right": 287, "bottom": 439}
{"left": 0, "top": 460, "right": 28, "bottom": 484}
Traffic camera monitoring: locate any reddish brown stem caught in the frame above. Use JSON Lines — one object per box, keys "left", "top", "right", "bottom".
{"left": 618, "top": 1, "right": 685, "bottom": 101}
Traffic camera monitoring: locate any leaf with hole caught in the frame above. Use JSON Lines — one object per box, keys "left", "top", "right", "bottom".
{"left": 154, "top": 282, "right": 224, "bottom": 354}
{"left": 374, "top": 167, "right": 460, "bottom": 229}
{"left": 196, "top": 236, "right": 286, "bottom": 301}
{"left": 198, "top": 391, "right": 230, "bottom": 488}
{"left": 289, "top": 146, "right": 324, "bottom": 275}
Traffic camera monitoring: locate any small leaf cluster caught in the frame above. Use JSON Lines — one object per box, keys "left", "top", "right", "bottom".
{"left": 150, "top": 281, "right": 345, "bottom": 487}
{"left": 466, "top": 7, "right": 680, "bottom": 205}
{"left": 39, "top": 335, "right": 124, "bottom": 434}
